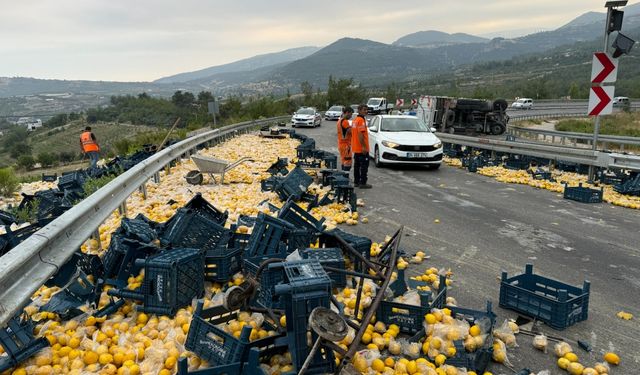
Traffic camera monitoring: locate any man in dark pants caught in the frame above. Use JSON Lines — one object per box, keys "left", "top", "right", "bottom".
{"left": 351, "top": 104, "right": 371, "bottom": 189}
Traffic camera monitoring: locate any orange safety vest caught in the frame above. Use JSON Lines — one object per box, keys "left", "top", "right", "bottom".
{"left": 337, "top": 118, "right": 352, "bottom": 166}
{"left": 80, "top": 131, "right": 100, "bottom": 153}
{"left": 351, "top": 115, "right": 369, "bottom": 154}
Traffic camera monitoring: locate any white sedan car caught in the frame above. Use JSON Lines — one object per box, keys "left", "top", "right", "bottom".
{"left": 367, "top": 115, "right": 443, "bottom": 169}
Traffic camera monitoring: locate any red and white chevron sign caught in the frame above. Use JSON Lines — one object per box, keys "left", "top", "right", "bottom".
{"left": 411, "top": 99, "right": 417, "bottom": 105}
{"left": 591, "top": 52, "right": 618, "bottom": 84}
{"left": 396, "top": 99, "right": 404, "bottom": 107}
{"left": 588, "top": 86, "right": 615, "bottom": 116}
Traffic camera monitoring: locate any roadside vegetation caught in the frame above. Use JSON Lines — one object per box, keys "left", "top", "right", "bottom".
{"left": 555, "top": 112, "right": 640, "bottom": 137}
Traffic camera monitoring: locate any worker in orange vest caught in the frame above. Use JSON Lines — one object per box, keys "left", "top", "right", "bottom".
{"left": 337, "top": 106, "right": 354, "bottom": 171}
{"left": 80, "top": 126, "right": 100, "bottom": 169}
{"left": 351, "top": 104, "right": 371, "bottom": 189}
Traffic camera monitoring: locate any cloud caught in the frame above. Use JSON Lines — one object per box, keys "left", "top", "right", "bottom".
{"left": 0, "top": 0, "right": 614, "bottom": 81}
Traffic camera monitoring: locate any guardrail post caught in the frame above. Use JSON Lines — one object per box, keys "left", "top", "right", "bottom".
{"left": 552, "top": 136, "right": 556, "bottom": 144}
{"left": 561, "top": 137, "right": 566, "bottom": 145}
{"left": 91, "top": 229, "right": 101, "bottom": 251}
{"left": 118, "top": 201, "right": 127, "bottom": 217}
{"left": 603, "top": 142, "right": 608, "bottom": 150}
{"left": 153, "top": 172, "right": 160, "bottom": 184}
{"left": 139, "top": 183, "right": 147, "bottom": 199}
{"left": 621, "top": 144, "right": 625, "bottom": 152}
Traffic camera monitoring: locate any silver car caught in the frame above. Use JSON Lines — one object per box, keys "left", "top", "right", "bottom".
{"left": 324, "top": 105, "right": 344, "bottom": 121}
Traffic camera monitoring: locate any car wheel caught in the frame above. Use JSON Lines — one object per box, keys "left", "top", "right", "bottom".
{"left": 292, "top": 124, "right": 296, "bottom": 128}
{"left": 374, "top": 147, "right": 384, "bottom": 168}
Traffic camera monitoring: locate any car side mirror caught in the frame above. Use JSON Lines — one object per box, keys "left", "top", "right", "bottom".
{"left": 430, "top": 127, "right": 437, "bottom": 132}
{"left": 369, "top": 126, "right": 377, "bottom": 133}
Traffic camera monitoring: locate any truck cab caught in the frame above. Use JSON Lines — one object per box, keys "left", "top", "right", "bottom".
{"left": 367, "top": 97, "right": 393, "bottom": 114}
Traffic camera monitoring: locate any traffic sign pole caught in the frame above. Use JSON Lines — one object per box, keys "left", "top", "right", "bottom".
{"left": 589, "top": 6, "right": 614, "bottom": 181}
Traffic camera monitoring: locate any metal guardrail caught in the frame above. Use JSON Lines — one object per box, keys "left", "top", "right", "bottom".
{"left": 437, "top": 133, "right": 640, "bottom": 171}
{"left": 509, "top": 126, "right": 640, "bottom": 149}
{"left": 0, "top": 116, "right": 289, "bottom": 327}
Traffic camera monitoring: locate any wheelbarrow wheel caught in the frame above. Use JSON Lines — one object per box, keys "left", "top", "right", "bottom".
{"left": 185, "top": 170, "right": 203, "bottom": 185}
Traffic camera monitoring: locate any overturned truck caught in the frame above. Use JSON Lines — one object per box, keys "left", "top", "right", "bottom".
{"left": 417, "top": 96, "right": 509, "bottom": 135}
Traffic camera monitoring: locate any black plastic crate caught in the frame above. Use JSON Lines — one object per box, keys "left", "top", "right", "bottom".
{"left": 244, "top": 213, "right": 305, "bottom": 259}
{"left": 335, "top": 186, "right": 357, "bottom": 209}
{"left": 500, "top": 264, "right": 590, "bottom": 330}
{"left": 0, "top": 312, "right": 50, "bottom": 373}
{"left": 108, "top": 248, "right": 205, "bottom": 316}
{"left": 318, "top": 229, "right": 371, "bottom": 272}
{"left": 377, "top": 275, "right": 448, "bottom": 334}
{"left": 185, "top": 301, "right": 285, "bottom": 367}
{"left": 299, "top": 248, "right": 346, "bottom": 287}
{"left": 41, "top": 173, "right": 57, "bottom": 182}
{"left": 504, "top": 157, "right": 530, "bottom": 170}
{"left": 204, "top": 247, "right": 243, "bottom": 283}
{"left": 563, "top": 183, "right": 603, "bottom": 203}
{"left": 183, "top": 193, "right": 229, "bottom": 224}
{"left": 102, "top": 237, "right": 159, "bottom": 286}
{"left": 58, "top": 170, "right": 87, "bottom": 191}
{"left": 161, "top": 210, "right": 233, "bottom": 251}
{"left": 319, "top": 169, "right": 349, "bottom": 187}
{"left": 275, "top": 166, "right": 313, "bottom": 201}
{"left": 614, "top": 174, "right": 640, "bottom": 196}
{"left": 278, "top": 199, "right": 326, "bottom": 234}
{"left": 266, "top": 158, "right": 289, "bottom": 176}
{"left": 557, "top": 161, "right": 577, "bottom": 172}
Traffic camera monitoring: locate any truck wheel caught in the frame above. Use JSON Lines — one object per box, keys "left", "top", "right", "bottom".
{"left": 444, "top": 110, "right": 455, "bottom": 127}
{"left": 490, "top": 124, "right": 506, "bottom": 135}
{"left": 493, "top": 99, "right": 508, "bottom": 112}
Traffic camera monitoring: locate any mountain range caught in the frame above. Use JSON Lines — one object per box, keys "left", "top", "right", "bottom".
{"left": 1, "top": 2, "right": 639, "bottom": 99}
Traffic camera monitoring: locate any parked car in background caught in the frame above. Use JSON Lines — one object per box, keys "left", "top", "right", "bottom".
{"left": 367, "top": 115, "right": 443, "bottom": 169}
{"left": 324, "top": 105, "right": 344, "bottom": 121}
{"left": 613, "top": 96, "right": 630, "bottom": 108}
{"left": 291, "top": 107, "right": 322, "bottom": 127}
{"left": 511, "top": 98, "right": 533, "bottom": 109}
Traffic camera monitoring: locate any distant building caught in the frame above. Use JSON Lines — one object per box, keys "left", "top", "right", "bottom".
{"left": 17, "top": 117, "right": 43, "bottom": 131}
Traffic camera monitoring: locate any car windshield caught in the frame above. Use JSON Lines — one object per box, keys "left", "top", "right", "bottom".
{"left": 517, "top": 99, "right": 529, "bottom": 103}
{"left": 328, "top": 106, "right": 342, "bottom": 111}
{"left": 367, "top": 99, "right": 381, "bottom": 106}
{"left": 380, "top": 117, "right": 428, "bottom": 132}
{"left": 297, "top": 108, "right": 314, "bottom": 115}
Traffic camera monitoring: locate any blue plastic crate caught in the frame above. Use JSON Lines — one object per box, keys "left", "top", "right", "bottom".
{"left": 500, "top": 264, "right": 590, "bottom": 330}
{"left": 443, "top": 301, "right": 496, "bottom": 373}
{"left": 185, "top": 301, "right": 286, "bottom": 368}
{"left": 275, "top": 166, "right": 313, "bottom": 201}
{"left": 563, "top": 183, "right": 603, "bottom": 203}
{"left": 102, "top": 237, "right": 159, "bottom": 287}
{"left": 319, "top": 169, "right": 349, "bottom": 187}
{"left": 0, "top": 312, "right": 50, "bottom": 373}
{"left": 278, "top": 199, "right": 326, "bottom": 234}
{"left": 244, "top": 258, "right": 286, "bottom": 310}
{"left": 177, "top": 347, "right": 270, "bottom": 375}
{"left": 318, "top": 229, "right": 371, "bottom": 272}
{"left": 108, "top": 248, "right": 205, "bottom": 316}
{"left": 244, "top": 213, "right": 294, "bottom": 259}
{"left": 299, "top": 248, "right": 346, "bottom": 287}
{"left": 161, "top": 210, "right": 233, "bottom": 251}
{"left": 58, "top": 170, "right": 86, "bottom": 191}
{"left": 182, "top": 193, "right": 229, "bottom": 224}
{"left": 204, "top": 247, "right": 243, "bottom": 283}
{"left": 275, "top": 260, "right": 334, "bottom": 375}
{"left": 377, "top": 274, "right": 447, "bottom": 334}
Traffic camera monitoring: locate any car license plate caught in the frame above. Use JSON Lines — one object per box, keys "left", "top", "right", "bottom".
{"left": 407, "top": 152, "right": 428, "bottom": 158}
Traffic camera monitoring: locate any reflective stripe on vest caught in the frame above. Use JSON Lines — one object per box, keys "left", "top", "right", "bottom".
{"left": 80, "top": 131, "right": 99, "bottom": 152}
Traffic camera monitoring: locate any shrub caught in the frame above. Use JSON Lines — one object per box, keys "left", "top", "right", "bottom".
{"left": 37, "top": 152, "right": 58, "bottom": 168}
{"left": 17, "top": 155, "right": 36, "bottom": 170}
{"left": 0, "top": 167, "right": 19, "bottom": 197}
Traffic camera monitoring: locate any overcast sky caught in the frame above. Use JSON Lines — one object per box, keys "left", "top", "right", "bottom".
{"left": 0, "top": 0, "right": 621, "bottom": 82}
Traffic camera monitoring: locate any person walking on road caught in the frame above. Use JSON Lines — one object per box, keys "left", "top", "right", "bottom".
{"left": 352, "top": 104, "right": 371, "bottom": 189}
{"left": 337, "top": 106, "right": 354, "bottom": 171}
{"left": 80, "top": 126, "right": 100, "bottom": 170}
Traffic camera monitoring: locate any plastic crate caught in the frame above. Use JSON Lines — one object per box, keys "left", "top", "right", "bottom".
{"left": 299, "top": 248, "right": 346, "bottom": 287}
{"left": 563, "top": 183, "right": 603, "bottom": 203}
{"left": 185, "top": 301, "right": 286, "bottom": 368}
{"left": 275, "top": 166, "right": 313, "bottom": 201}
{"left": 377, "top": 275, "right": 448, "bottom": 334}
{"left": 530, "top": 169, "right": 553, "bottom": 181}
{"left": 161, "top": 210, "right": 233, "bottom": 251}
{"left": 504, "top": 157, "right": 530, "bottom": 170}
{"left": 278, "top": 199, "right": 326, "bottom": 234}
{"left": 119, "top": 217, "right": 158, "bottom": 244}
{"left": 0, "top": 312, "right": 50, "bottom": 373}
{"left": 102, "top": 237, "right": 159, "bottom": 286}
{"left": 58, "top": 170, "right": 87, "bottom": 191}
{"left": 41, "top": 173, "right": 57, "bottom": 182}
{"left": 244, "top": 213, "right": 293, "bottom": 259}
{"left": 335, "top": 186, "right": 357, "bottom": 209}
{"left": 319, "top": 169, "right": 349, "bottom": 187}
{"left": 177, "top": 347, "right": 269, "bottom": 375}
{"left": 184, "top": 193, "right": 229, "bottom": 224}
{"left": 266, "top": 158, "right": 289, "bottom": 176}
{"left": 204, "top": 247, "right": 243, "bottom": 283}
{"left": 108, "top": 248, "right": 205, "bottom": 316}
{"left": 442, "top": 301, "right": 496, "bottom": 373}
{"left": 244, "top": 258, "right": 286, "bottom": 310}
{"left": 499, "top": 264, "right": 590, "bottom": 330}
{"left": 614, "top": 174, "right": 640, "bottom": 196}
{"left": 557, "top": 161, "right": 577, "bottom": 172}
{"left": 274, "top": 260, "right": 334, "bottom": 375}
{"left": 318, "top": 229, "right": 371, "bottom": 272}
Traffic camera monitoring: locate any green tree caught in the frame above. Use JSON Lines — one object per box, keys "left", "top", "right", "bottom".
{"left": 45, "top": 113, "right": 69, "bottom": 128}
{"left": 300, "top": 81, "right": 314, "bottom": 106}
{"left": 37, "top": 152, "right": 58, "bottom": 168}
{"left": 17, "top": 155, "right": 35, "bottom": 170}
{"left": 172, "top": 91, "right": 196, "bottom": 108}
{"left": 0, "top": 167, "right": 19, "bottom": 197}
{"left": 568, "top": 82, "right": 580, "bottom": 99}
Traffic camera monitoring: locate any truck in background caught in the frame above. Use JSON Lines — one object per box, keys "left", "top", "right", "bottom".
{"left": 366, "top": 97, "right": 394, "bottom": 114}
{"left": 416, "top": 96, "right": 509, "bottom": 135}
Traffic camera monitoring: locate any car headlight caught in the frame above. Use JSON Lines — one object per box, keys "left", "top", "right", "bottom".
{"left": 382, "top": 141, "right": 400, "bottom": 149}
{"left": 434, "top": 142, "right": 442, "bottom": 149}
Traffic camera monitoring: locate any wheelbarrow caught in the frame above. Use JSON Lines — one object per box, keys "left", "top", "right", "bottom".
{"left": 185, "top": 155, "right": 253, "bottom": 185}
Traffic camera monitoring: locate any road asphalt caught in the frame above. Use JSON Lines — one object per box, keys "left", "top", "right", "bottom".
{"left": 296, "top": 120, "right": 640, "bottom": 374}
